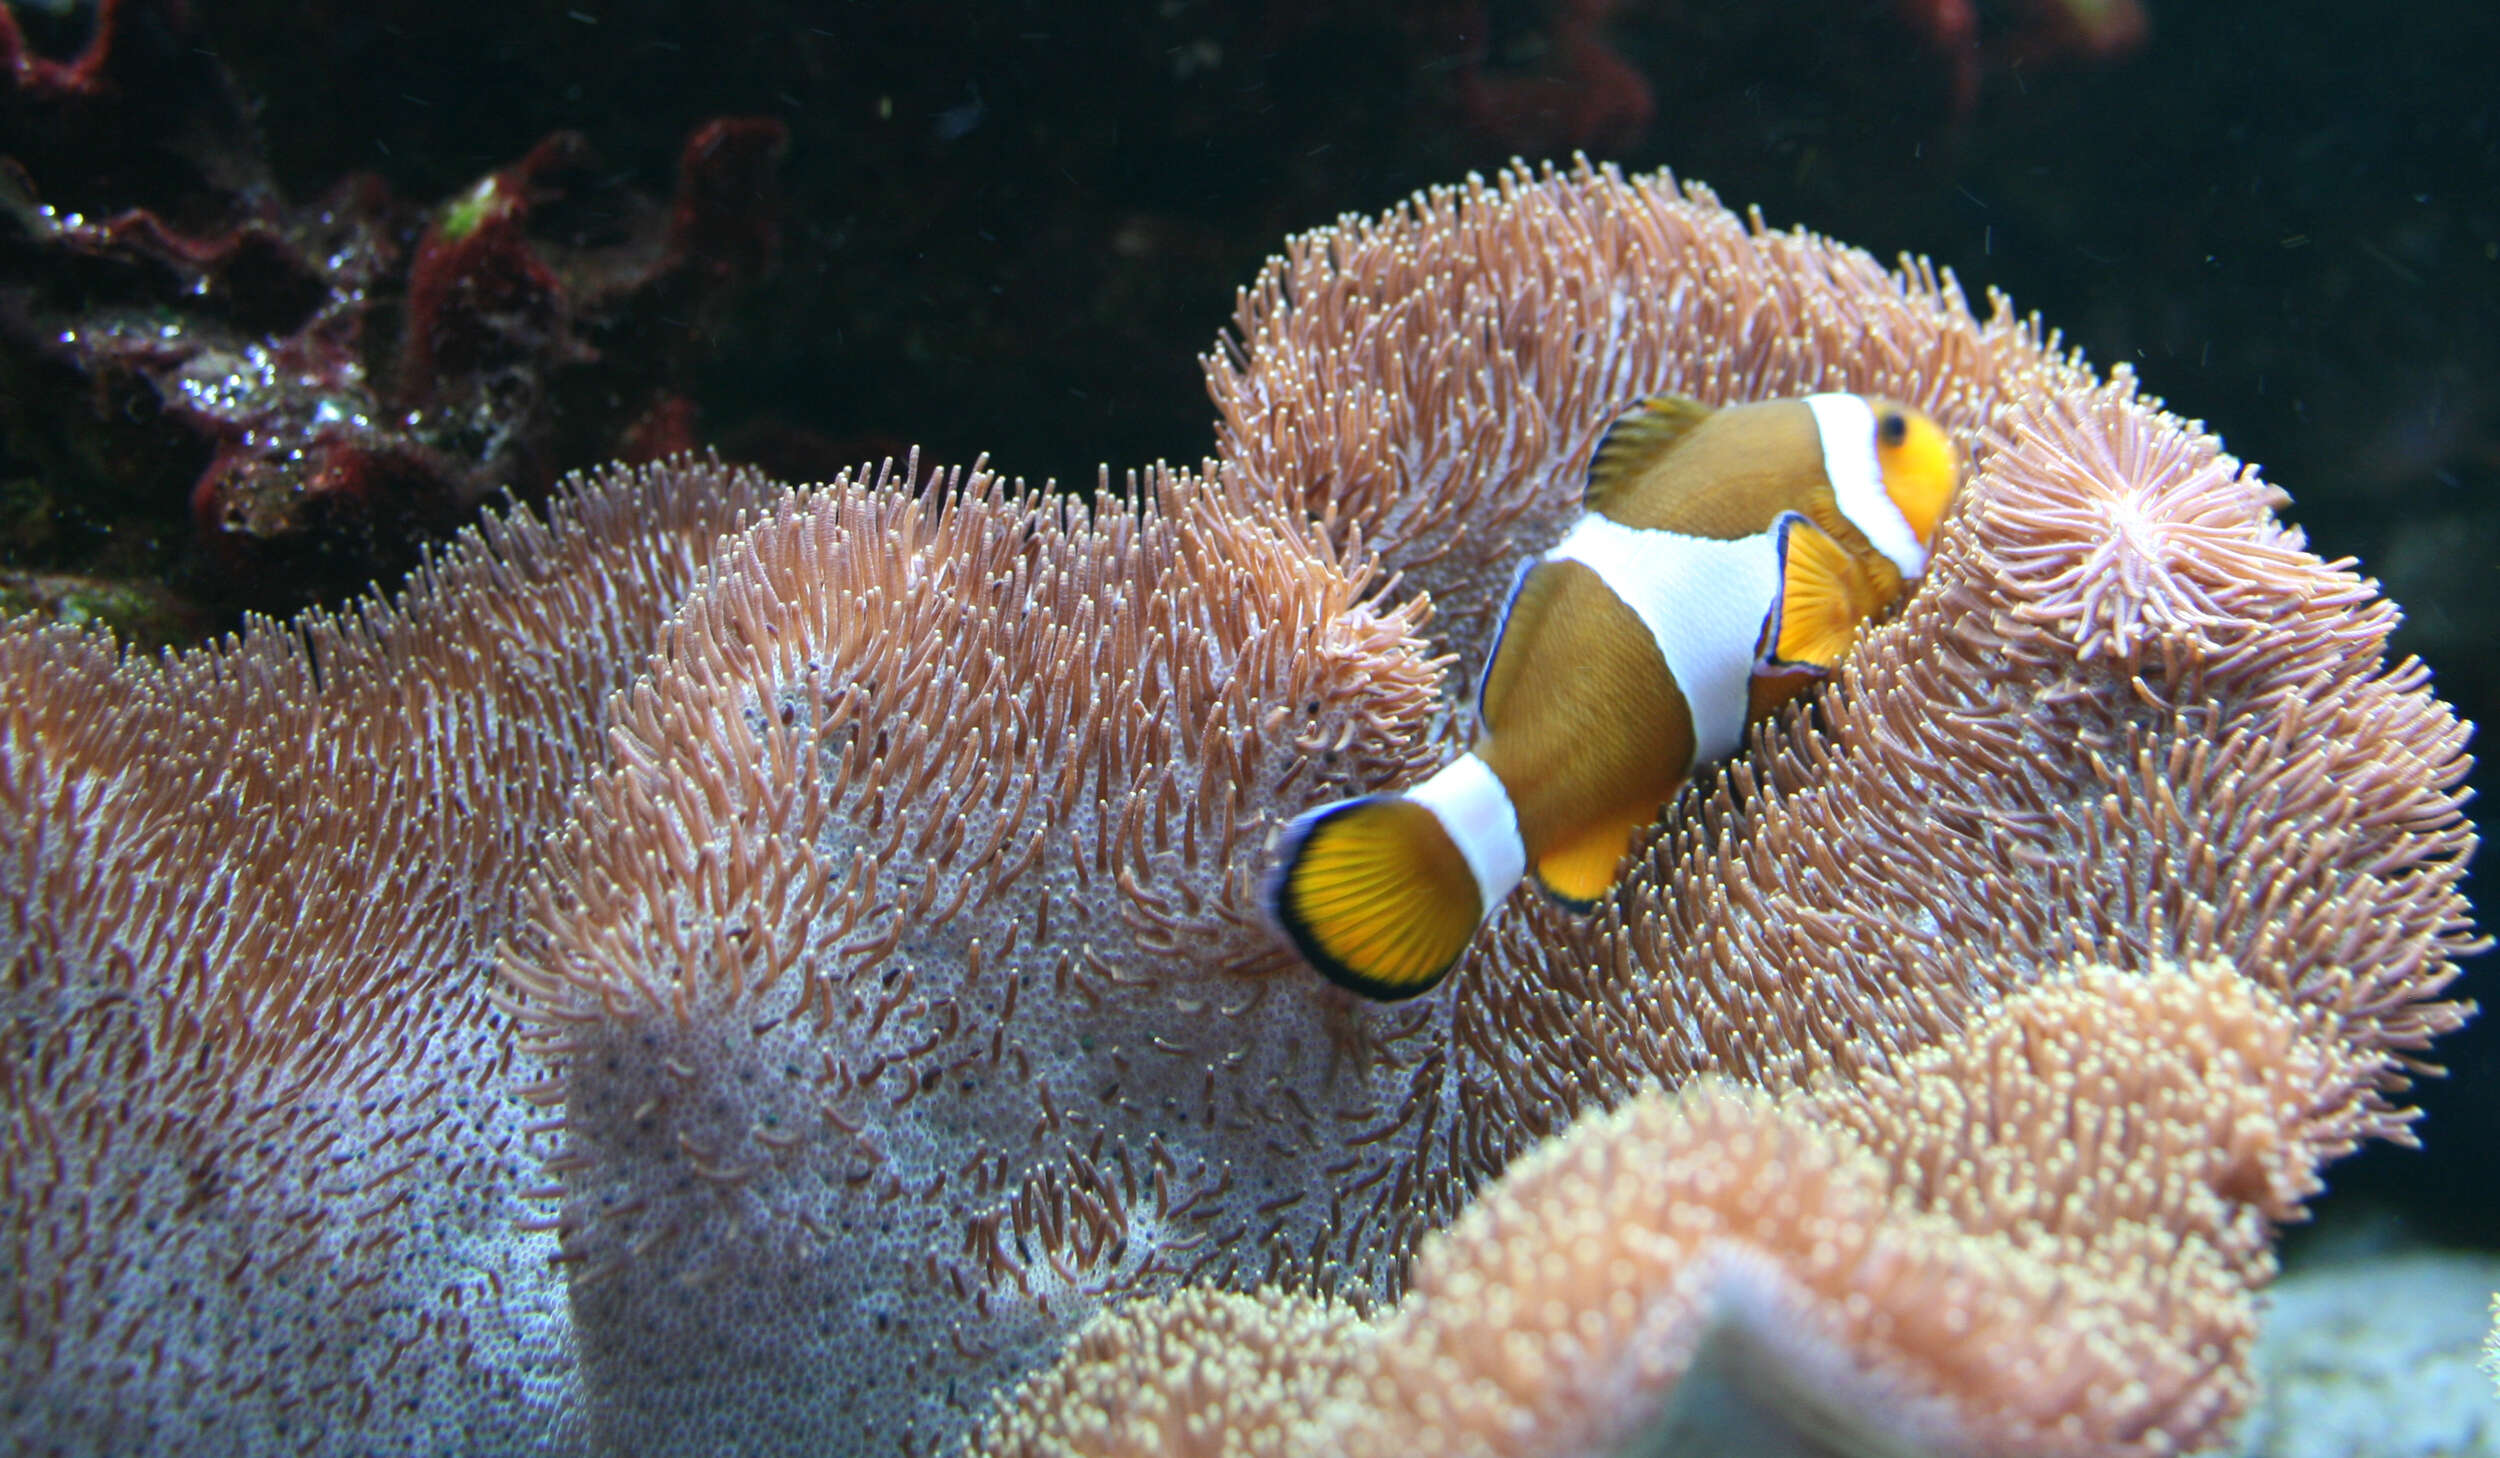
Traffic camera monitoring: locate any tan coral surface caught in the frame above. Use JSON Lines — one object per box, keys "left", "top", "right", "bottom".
{"left": 500, "top": 465, "right": 1456, "bottom": 1454}
{"left": 972, "top": 961, "right": 2370, "bottom": 1458}
{"left": 1, "top": 459, "right": 781, "bottom": 1454}
{"left": 0, "top": 161, "right": 2476, "bottom": 1458}
{"left": 974, "top": 160, "right": 2475, "bottom": 1457}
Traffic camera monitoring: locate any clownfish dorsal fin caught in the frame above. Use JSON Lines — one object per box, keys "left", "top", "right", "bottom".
{"left": 1758, "top": 514, "right": 1880, "bottom": 671}
{"left": 1475, "top": 556, "right": 1539, "bottom": 721}
{"left": 1586, "top": 394, "right": 1715, "bottom": 515}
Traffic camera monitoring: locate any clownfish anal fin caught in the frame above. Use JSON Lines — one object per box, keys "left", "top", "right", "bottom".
{"left": 1533, "top": 810, "right": 1643, "bottom": 908}
{"left": 1586, "top": 394, "right": 1714, "bottom": 514}
{"left": 1759, "top": 514, "right": 1877, "bottom": 671}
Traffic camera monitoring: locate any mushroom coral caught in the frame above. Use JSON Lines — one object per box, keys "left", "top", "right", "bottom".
{"left": 500, "top": 465, "right": 1452, "bottom": 1455}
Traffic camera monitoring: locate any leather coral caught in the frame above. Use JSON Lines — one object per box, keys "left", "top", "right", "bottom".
{"left": 0, "top": 458, "right": 781, "bottom": 1453}
{"left": 973, "top": 160, "right": 2477, "bottom": 1455}
{"left": 971, "top": 960, "right": 2379, "bottom": 1457}
{"left": 496, "top": 465, "right": 1456, "bottom": 1455}
{"left": 0, "top": 156, "right": 2475, "bottom": 1458}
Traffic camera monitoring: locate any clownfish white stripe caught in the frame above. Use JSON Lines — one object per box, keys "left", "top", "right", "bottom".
{"left": 1405, "top": 752, "right": 1527, "bottom": 918}
{"left": 1807, "top": 392, "right": 1926, "bottom": 580}
{"left": 1544, "top": 513, "right": 1782, "bottom": 765}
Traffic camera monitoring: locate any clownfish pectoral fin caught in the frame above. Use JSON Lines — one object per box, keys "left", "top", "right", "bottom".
{"left": 1586, "top": 394, "right": 1715, "bottom": 514}
{"left": 1268, "top": 794, "right": 1494, "bottom": 1000}
{"left": 1759, "top": 514, "right": 1878, "bottom": 672}
{"left": 1532, "top": 811, "right": 1644, "bottom": 909}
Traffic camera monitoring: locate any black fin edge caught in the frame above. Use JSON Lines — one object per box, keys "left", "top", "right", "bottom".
{"left": 1529, "top": 873, "right": 1603, "bottom": 915}
{"left": 1585, "top": 392, "right": 1714, "bottom": 510}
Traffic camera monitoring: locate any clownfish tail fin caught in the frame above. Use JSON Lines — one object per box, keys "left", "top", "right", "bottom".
{"left": 1266, "top": 757, "right": 1525, "bottom": 1001}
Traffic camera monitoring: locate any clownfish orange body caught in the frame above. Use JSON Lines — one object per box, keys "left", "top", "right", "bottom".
{"left": 1268, "top": 391, "right": 1963, "bottom": 1000}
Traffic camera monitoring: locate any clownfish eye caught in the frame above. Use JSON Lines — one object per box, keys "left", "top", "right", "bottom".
{"left": 1879, "top": 410, "right": 1909, "bottom": 447}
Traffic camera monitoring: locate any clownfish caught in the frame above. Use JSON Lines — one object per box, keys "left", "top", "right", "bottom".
{"left": 1267, "top": 391, "right": 1962, "bottom": 1000}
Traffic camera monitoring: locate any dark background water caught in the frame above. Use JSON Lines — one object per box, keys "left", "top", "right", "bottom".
{"left": 4, "top": 0, "right": 2492, "bottom": 1249}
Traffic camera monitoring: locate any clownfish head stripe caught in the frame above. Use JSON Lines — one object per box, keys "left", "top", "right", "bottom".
{"left": 1266, "top": 390, "right": 1966, "bottom": 1000}
{"left": 1807, "top": 392, "right": 1926, "bottom": 579}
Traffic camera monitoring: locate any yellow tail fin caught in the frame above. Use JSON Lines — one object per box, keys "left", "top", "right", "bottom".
{"left": 1269, "top": 796, "right": 1484, "bottom": 999}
